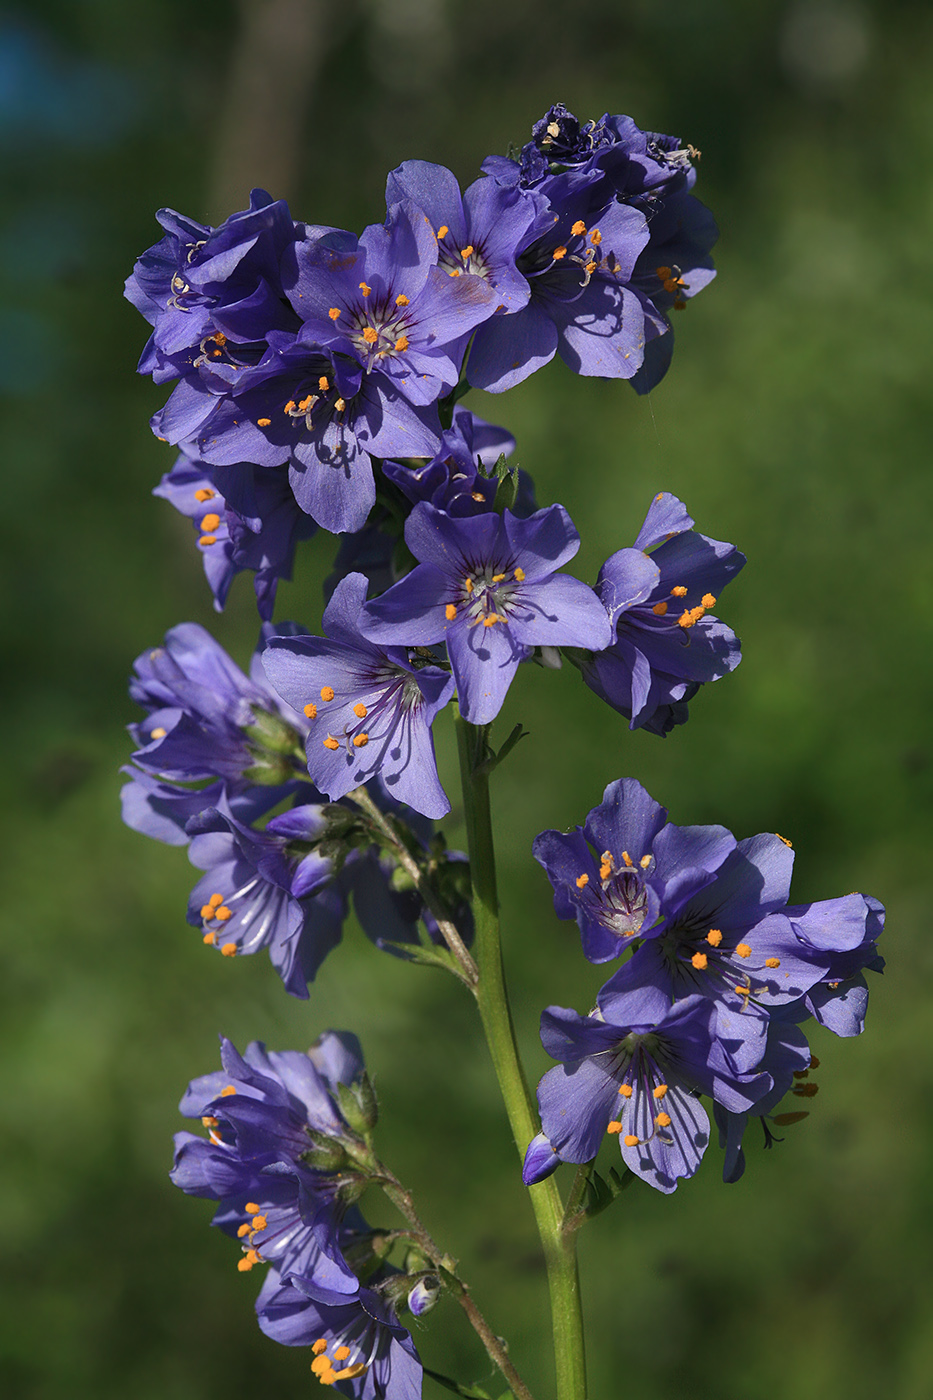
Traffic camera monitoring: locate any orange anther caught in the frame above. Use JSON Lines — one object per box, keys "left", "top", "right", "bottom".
{"left": 318, "top": 376, "right": 330, "bottom": 392}
{"left": 652, "top": 601, "right": 668, "bottom": 616}
{"left": 323, "top": 736, "right": 340, "bottom": 751}
{"left": 312, "top": 1339, "right": 329, "bottom": 1354}
{"left": 575, "top": 873, "right": 589, "bottom": 889}
{"left": 328, "top": 308, "right": 341, "bottom": 320}
{"left": 150, "top": 727, "right": 167, "bottom": 740}
{"left": 202, "top": 1116, "right": 219, "bottom": 1128}
{"left": 352, "top": 733, "right": 369, "bottom": 748}
{"left": 298, "top": 395, "right": 313, "bottom": 412}
{"left": 707, "top": 928, "right": 722, "bottom": 946}
{"left": 358, "top": 282, "right": 371, "bottom": 296}
{"left": 618, "top": 1084, "right": 633, "bottom": 1098}
{"left": 639, "top": 855, "right": 652, "bottom": 869}
{"left": 655, "top": 1111, "right": 672, "bottom": 1128}
{"left": 691, "top": 952, "right": 708, "bottom": 970}
{"left": 304, "top": 703, "right": 318, "bottom": 719}
{"left": 202, "top": 931, "right": 216, "bottom": 945}
{"left": 394, "top": 335, "right": 409, "bottom": 352}
{"left": 221, "top": 943, "right": 237, "bottom": 957}
{"left": 482, "top": 614, "right": 500, "bottom": 627}
{"left": 194, "top": 488, "right": 216, "bottom": 502}
{"left": 198, "top": 534, "right": 217, "bottom": 547}
{"left": 237, "top": 1222, "right": 251, "bottom": 1237}
{"left": 257, "top": 417, "right": 271, "bottom": 427}
{"left": 653, "top": 1084, "right": 668, "bottom": 1099}
{"left": 777, "top": 833, "right": 793, "bottom": 848}
{"left": 552, "top": 245, "right": 567, "bottom": 260}
{"left": 623, "top": 1134, "right": 640, "bottom": 1147}
{"left": 671, "top": 585, "right": 688, "bottom": 597}
{"left": 251, "top": 1215, "right": 267, "bottom": 1231}
{"left": 607, "top": 1121, "right": 623, "bottom": 1135}
{"left": 209, "top": 893, "right": 223, "bottom": 907}
{"left": 320, "top": 686, "right": 335, "bottom": 701}
{"left": 284, "top": 400, "right": 296, "bottom": 413}
{"left": 701, "top": 593, "right": 716, "bottom": 608}
{"left": 200, "top": 513, "right": 221, "bottom": 532}
{"left": 200, "top": 904, "right": 215, "bottom": 920}
{"left": 334, "top": 398, "right": 346, "bottom": 412}
{"left": 571, "top": 220, "right": 587, "bottom": 236}
{"left": 362, "top": 327, "right": 378, "bottom": 344}
{"left": 656, "top": 266, "right": 672, "bottom": 280}
{"left": 333, "top": 1347, "right": 351, "bottom": 1362}
{"left": 765, "top": 957, "right": 781, "bottom": 969}
{"left": 513, "top": 566, "right": 525, "bottom": 581}
{"left": 590, "top": 229, "right": 602, "bottom": 245}
{"left": 353, "top": 703, "right": 368, "bottom": 719}
{"left": 215, "top": 906, "right": 232, "bottom": 921}
{"left": 735, "top": 943, "right": 751, "bottom": 959}
{"left": 395, "top": 293, "right": 410, "bottom": 306}
{"left": 445, "top": 603, "right": 457, "bottom": 620}
{"left": 244, "top": 1203, "right": 260, "bottom": 1214}
{"left": 621, "top": 851, "right": 633, "bottom": 867}
{"left": 460, "top": 245, "right": 474, "bottom": 258}
{"left": 222, "top": 1087, "right": 238, "bottom": 1099}
{"left": 436, "top": 225, "right": 449, "bottom": 239}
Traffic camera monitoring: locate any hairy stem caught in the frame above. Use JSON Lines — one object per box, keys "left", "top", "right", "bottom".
{"left": 373, "top": 1162, "right": 536, "bottom": 1400}
{"left": 455, "top": 716, "right": 587, "bottom": 1400}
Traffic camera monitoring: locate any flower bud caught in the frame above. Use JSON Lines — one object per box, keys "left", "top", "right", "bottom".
{"left": 407, "top": 1274, "right": 441, "bottom": 1317}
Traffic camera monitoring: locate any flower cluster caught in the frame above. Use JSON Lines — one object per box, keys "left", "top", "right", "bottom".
{"left": 172, "top": 1034, "right": 422, "bottom": 1395}
{"left": 524, "top": 778, "right": 884, "bottom": 1192}
{"left": 121, "top": 621, "right": 470, "bottom": 997}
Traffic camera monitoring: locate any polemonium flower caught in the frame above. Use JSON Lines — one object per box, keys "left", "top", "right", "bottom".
{"left": 125, "top": 189, "right": 302, "bottom": 382}
{"left": 154, "top": 452, "right": 315, "bottom": 619}
{"left": 524, "top": 992, "right": 771, "bottom": 1193}
{"left": 713, "top": 1017, "right": 812, "bottom": 1183}
{"left": 185, "top": 799, "right": 346, "bottom": 996}
{"left": 533, "top": 776, "right": 735, "bottom": 963}
{"left": 580, "top": 492, "right": 745, "bottom": 735}
{"left": 172, "top": 1034, "right": 370, "bottom": 1291}
{"left": 359, "top": 503, "right": 612, "bottom": 724}
{"left": 381, "top": 405, "right": 532, "bottom": 518}
{"left": 263, "top": 573, "right": 455, "bottom": 818}
{"left": 285, "top": 198, "right": 498, "bottom": 408}
{"left": 257, "top": 1269, "right": 422, "bottom": 1398}
{"left": 128, "top": 621, "right": 307, "bottom": 789}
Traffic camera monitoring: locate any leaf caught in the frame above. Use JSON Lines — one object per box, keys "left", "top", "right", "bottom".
{"left": 424, "top": 1366, "right": 494, "bottom": 1398}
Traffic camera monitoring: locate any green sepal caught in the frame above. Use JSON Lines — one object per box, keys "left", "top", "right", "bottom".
{"left": 243, "top": 708, "right": 303, "bottom": 755}
{"left": 337, "top": 1072, "right": 379, "bottom": 1137}
{"left": 475, "top": 723, "right": 528, "bottom": 776}
{"left": 378, "top": 941, "right": 462, "bottom": 976}
{"left": 582, "top": 1165, "right": 634, "bottom": 1220}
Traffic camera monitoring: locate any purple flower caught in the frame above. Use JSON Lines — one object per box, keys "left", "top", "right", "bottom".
{"left": 126, "top": 190, "right": 304, "bottom": 383}
{"left": 524, "top": 993, "right": 771, "bottom": 1193}
{"left": 256, "top": 1270, "right": 422, "bottom": 1398}
{"left": 172, "top": 1034, "right": 370, "bottom": 1293}
{"left": 533, "top": 776, "right": 735, "bottom": 964}
{"left": 154, "top": 452, "right": 315, "bottom": 619}
{"left": 359, "top": 503, "right": 612, "bottom": 724}
{"left": 713, "top": 1017, "right": 812, "bottom": 1183}
{"left": 263, "top": 573, "right": 455, "bottom": 819}
{"left": 185, "top": 799, "right": 347, "bottom": 996}
{"left": 127, "top": 621, "right": 306, "bottom": 789}
{"left": 286, "top": 199, "right": 498, "bottom": 407}
{"left": 580, "top": 492, "right": 745, "bottom": 734}
{"left": 153, "top": 335, "right": 441, "bottom": 535}
{"left": 381, "top": 405, "right": 531, "bottom": 518}
{"left": 466, "top": 182, "right": 653, "bottom": 393}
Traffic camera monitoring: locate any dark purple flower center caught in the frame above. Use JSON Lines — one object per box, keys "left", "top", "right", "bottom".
{"left": 450, "top": 560, "right": 524, "bottom": 629}
{"left": 519, "top": 217, "right": 627, "bottom": 295}
{"left": 575, "top": 848, "right": 651, "bottom": 937}
{"left": 435, "top": 226, "right": 491, "bottom": 282}
{"left": 332, "top": 287, "right": 415, "bottom": 368}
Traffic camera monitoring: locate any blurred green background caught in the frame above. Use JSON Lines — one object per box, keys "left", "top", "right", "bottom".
{"left": 3, "top": 1, "right": 932, "bottom": 1397}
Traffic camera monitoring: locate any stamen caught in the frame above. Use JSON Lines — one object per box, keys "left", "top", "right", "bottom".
{"left": 765, "top": 957, "right": 781, "bottom": 968}
{"left": 362, "top": 327, "right": 378, "bottom": 344}
{"left": 492, "top": 572, "right": 507, "bottom": 582}
{"left": 446, "top": 603, "right": 457, "bottom": 621}
{"left": 209, "top": 894, "right": 223, "bottom": 907}
{"left": 333, "top": 1347, "right": 351, "bottom": 1362}
{"left": 809, "top": 1056, "right": 821, "bottom": 1069}
{"left": 311, "top": 1355, "right": 332, "bottom": 1376}
{"left": 150, "top": 727, "right": 167, "bottom": 740}
{"left": 460, "top": 245, "right": 474, "bottom": 258}
{"left": 395, "top": 293, "right": 409, "bottom": 306}
{"left": 236, "top": 1223, "right": 250, "bottom": 1237}
{"left": 257, "top": 417, "right": 271, "bottom": 427}
{"left": 621, "top": 851, "right": 633, "bottom": 867}
{"left": 332, "top": 1365, "right": 367, "bottom": 1382}
{"left": 706, "top": 928, "right": 722, "bottom": 946}
{"left": 394, "top": 335, "right": 409, "bottom": 351}
{"left": 584, "top": 261, "right": 597, "bottom": 275}
{"left": 312, "top": 1340, "right": 329, "bottom": 1356}
{"left": 202, "top": 931, "right": 215, "bottom": 945}
{"left": 245, "top": 1203, "right": 260, "bottom": 1214}
{"left": 701, "top": 593, "right": 716, "bottom": 608}
{"left": 623, "top": 1134, "right": 640, "bottom": 1147}
{"left": 552, "top": 245, "right": 567, "bottom": 260}
{"left": 319, "top": 376, "right": 329, "bottom": 391}
{"left": 237, "top": 1250, "right": 261, "bottom": 1272}
{"left": 794, "top": 1082, "right": 819, "bottom": 1098}
{"left": 777, "top": 833, "right": 793, "bottom": 847}
{"left": 352, "top": 734, "right": 369, "bottom": 747}
{"left": 735, "top": 943, "right": 752, "bottom": 959}
{"left": 691, "top": 952, "right": 708, "bottom": 970}
{"left": 589, "top": 229, "right": 602, "bottom": 245}
{"left": 358, "top": 282, "right": 371, "bottom": 296}
{"left": 464, "top": 578, "right": 474, "bottom": 592}
{"left": 656, "top": 266, "right": 672, "bottom": 280}
{"left": 678, "top": 606, "right": 705, "bottom": 629}
{"left": 653, "top": 1084, "right": 668, "bottom": 1099}
{"left": 655, "top": 1111, "right": 672, "bottom": 1128}
{"left": 639, "top": 855, "right": 652, "bottom": 869}
{"left": 194, "top": 488, "right": 216, "bottom": 502}
{"left": 320, "top": 687, "right": 335, "bottom": 701}
{"left": 571, "top": 220, "right": 587, "bottom": 236}
{"left": 202, "top": 1116, "right": 219, "bottom": 1128}
{"left": 198, "top": 535, "right": 217, "bottom": 547}
{"left": 353, "top": 703, "right": 368, "bottom": 718}
{"left": 284, "top": 400, "right": 296, "bottom": 413}
{"left": 652, "top": 601, "right": 668, "bottom": 616}
{"left": 304, "top": 703, "right": 318, "bottom": 719}
{"left": 251, "top": 1215, "right": 267, "bottom": 1231}
{"left": 323, "top": 736, "right": 340, "bottom": 751}
{"left": 448, "top": 268, "right": 462, "bottom": 277}
{"left": 513, "top": 566, "right": 525, "bottom": 581}
{"left": 334, "top": 398, "right": 346, "bottom": 412}
{"left": 200, "top": 513, "right": 221, "bottom": 532}
{"left": 618, "top": 1084, "right": 633, "bottom": 1098}
{"left": 607, "top": 1121, "right": 623, "bottom": 1135}
{"left": 671, "top": 585, "right": 688, "bottom": 597}
{"left": 221, "top": 943, "right": 237, "bottom": 957}
{"left": 215, "top": 906, "right": 232, "bottom": 921}
{"left": 482, "top": 614, "right": 501, "bottom": 627}
{"left": 436, "top": 225, "right": 449, "bottom": 239}
{"left": 298, "top": 395, "right": 313, "bottom": 412}
{"left": 200, "top": 903, "right": 216, "bottom": 919}
{"left": 575, "top": 873, "right": 589, "bottom": 888}
{"left": 328, "top": 308, "right": 341, "bottom": 320}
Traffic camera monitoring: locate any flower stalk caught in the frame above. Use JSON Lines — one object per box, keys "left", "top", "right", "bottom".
{"left": 455, "top": 714, "right": 587, "bottom": 1400}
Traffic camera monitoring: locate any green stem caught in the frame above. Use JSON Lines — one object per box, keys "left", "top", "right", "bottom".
{"left": 455, "top": 716, "right": 587, "bottom": 1400}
